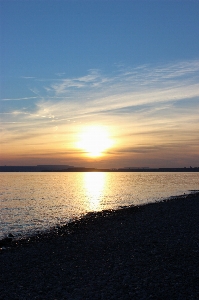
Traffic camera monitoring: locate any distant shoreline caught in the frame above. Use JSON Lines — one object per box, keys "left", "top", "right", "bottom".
{"left": 1, "top": 166, "right": 199, "bottom": 172}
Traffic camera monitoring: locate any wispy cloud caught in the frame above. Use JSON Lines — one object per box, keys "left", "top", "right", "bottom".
{"left": 50, "top": 69, "right": 111, "bottom": 95}
{"left": 1, "top": 59, "right": 199, "bottom": 167}
{"left": 1, "top": 97, "right": 37, "bottom": 101}
{"left": 3, "top": 60, "right": 199, "bottom": 121}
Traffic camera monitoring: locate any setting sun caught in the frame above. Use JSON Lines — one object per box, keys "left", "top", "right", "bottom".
{"left": 77, "top": 126, "right": 113, "bottom": 157}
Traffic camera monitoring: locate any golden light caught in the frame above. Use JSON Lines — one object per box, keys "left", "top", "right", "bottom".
{"left": 83, "top": 172, "right": 106, "bottom": 211}
{"left": 77, "top": 126, "right": 113, "bottom": 157}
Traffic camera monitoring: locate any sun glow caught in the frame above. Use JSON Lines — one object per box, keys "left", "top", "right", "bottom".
{"left": 77, "top": 126, "right": 113, "bottom": 157}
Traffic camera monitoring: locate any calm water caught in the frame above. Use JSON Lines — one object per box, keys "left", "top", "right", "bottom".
{"left": 0, "top": 172, "right": 198, "bottom": 239}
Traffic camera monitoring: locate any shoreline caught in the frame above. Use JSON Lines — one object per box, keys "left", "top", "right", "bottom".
{"left": 0, "top": 192, "right": 199, "bottom": 299}
{"left": 0, "top": 191, "right": 198, "bottom": 248}
{"left": 0, "top": 191, "right": 198, "bottom": 247}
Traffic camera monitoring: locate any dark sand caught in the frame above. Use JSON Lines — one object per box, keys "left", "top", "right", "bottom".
{"left": 0, "top": 192, "right": 199, "bottom": 300}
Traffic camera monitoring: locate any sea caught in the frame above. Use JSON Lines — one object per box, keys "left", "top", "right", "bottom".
{"left": 0, "top": 172, "right": 199, "bottom": 240}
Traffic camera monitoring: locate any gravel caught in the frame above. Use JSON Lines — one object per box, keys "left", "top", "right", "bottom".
{"left": 0, "top": 192, "right": 199, "bottom": 299}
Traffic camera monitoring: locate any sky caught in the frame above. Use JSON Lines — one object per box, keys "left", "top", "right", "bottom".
{"left": 0, "top": 0, "right": 199, "bottom": 168}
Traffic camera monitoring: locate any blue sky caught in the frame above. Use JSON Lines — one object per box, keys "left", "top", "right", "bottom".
{"left": 1, "top": 0, "right": 199, "bottom": 167}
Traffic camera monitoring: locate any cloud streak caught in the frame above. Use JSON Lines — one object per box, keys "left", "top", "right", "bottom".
{"left": 1, "top": 59, "right": 199, "bottom": 167}
{"left": 1, "top": 97, "right": 37, "bottom": 101}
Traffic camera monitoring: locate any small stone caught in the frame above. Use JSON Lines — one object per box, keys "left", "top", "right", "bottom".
{"left": 8, "top": 233, "right": 14, "bottom": 238}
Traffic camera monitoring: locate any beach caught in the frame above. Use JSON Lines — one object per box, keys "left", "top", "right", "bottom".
{"left": 0, "top": 192, "right": 199, "bottom": 299}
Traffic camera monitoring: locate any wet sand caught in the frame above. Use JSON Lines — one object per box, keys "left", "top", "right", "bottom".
{"left": 0, "top": 192, "right": 199, "bottom": 299}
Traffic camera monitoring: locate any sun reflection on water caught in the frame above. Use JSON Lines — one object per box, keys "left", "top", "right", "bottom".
{"left": 83, "top": 172, "right": 106, "bottom": 211}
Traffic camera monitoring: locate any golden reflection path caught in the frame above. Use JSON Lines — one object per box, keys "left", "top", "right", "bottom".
{"left": 83, "top": 172, "right": 106, "bottom": 211}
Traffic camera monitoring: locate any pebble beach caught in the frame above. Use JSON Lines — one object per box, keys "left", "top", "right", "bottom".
{"left": 0, "top": 192, "right": 199, "bottom": 299}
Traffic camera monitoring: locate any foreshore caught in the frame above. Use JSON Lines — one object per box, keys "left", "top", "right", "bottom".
{"left": 0, "top": 192, "right": 199, "bottom": 299}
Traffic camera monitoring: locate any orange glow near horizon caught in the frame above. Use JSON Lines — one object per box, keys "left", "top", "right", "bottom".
{"left": 76, "top": 126, "right": 113, "bottom": 158}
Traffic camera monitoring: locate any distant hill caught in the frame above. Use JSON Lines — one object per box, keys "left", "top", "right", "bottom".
{"left": 0, "top": 166, "right": 199, "bottom": 172}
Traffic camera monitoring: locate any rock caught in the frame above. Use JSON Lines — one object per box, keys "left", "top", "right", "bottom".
{"left": 8, "top": 233, "right": 14, "bottom": 238}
